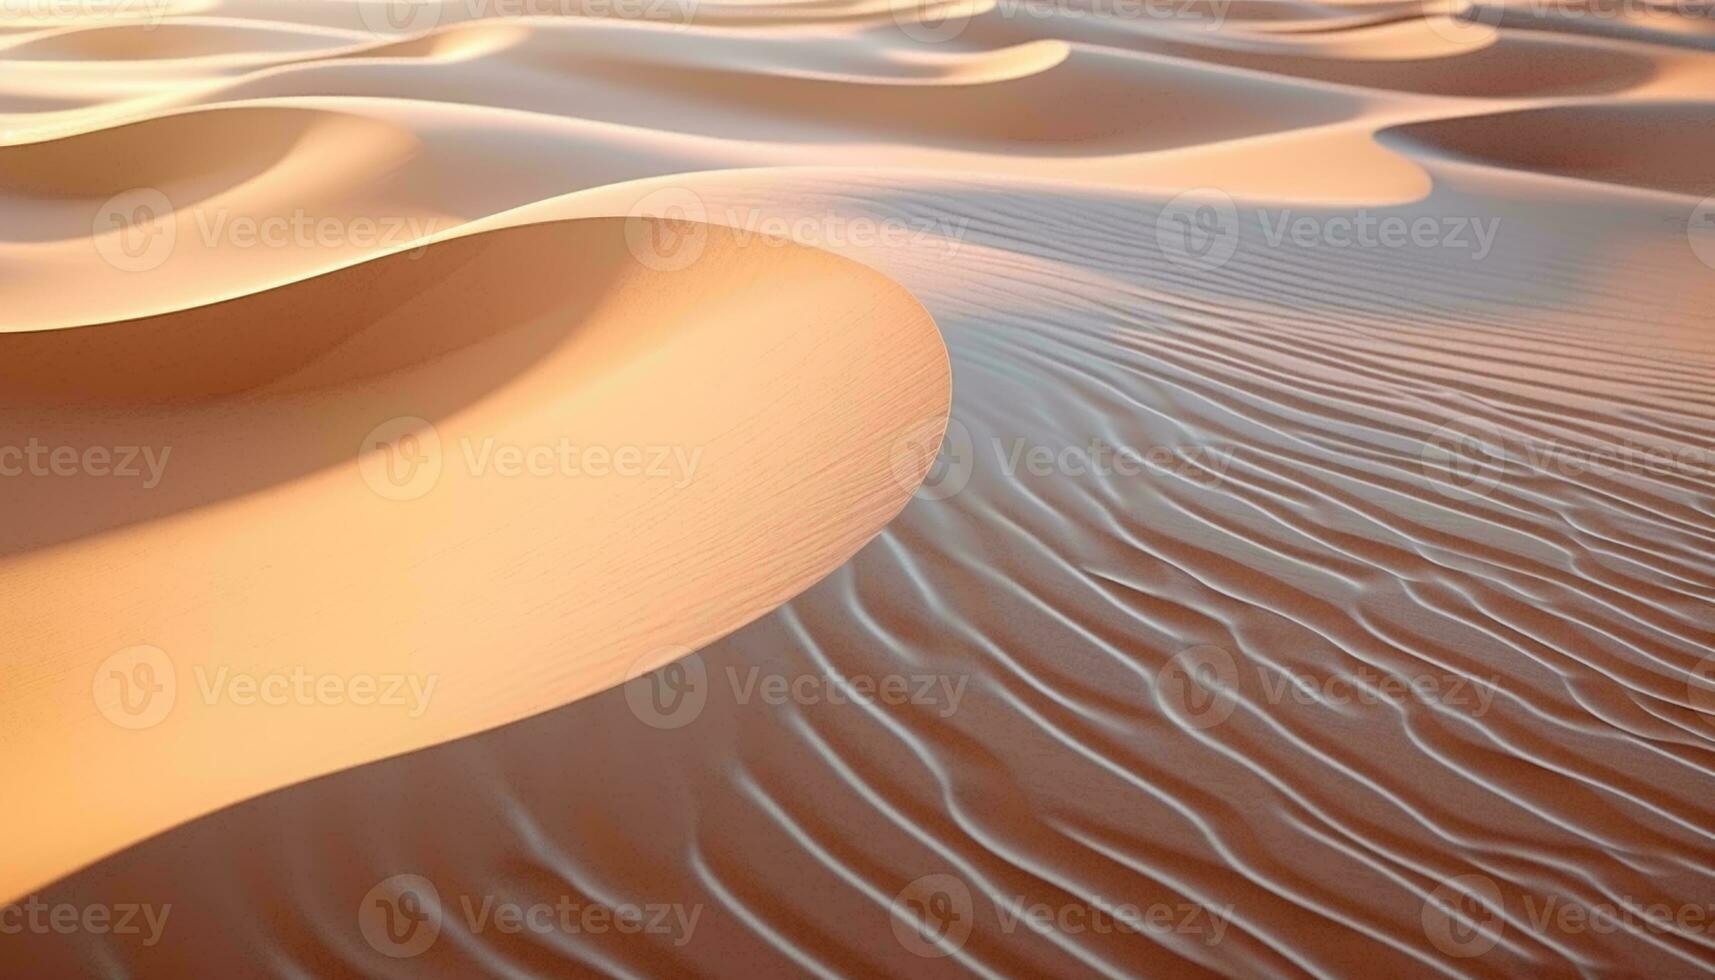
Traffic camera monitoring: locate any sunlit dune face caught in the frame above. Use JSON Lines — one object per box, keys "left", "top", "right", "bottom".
{"left": 0, "top": 216, "right": 948, "bottom": 901}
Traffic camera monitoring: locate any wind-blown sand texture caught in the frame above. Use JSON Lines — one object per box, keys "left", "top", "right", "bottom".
{"left": 2, "top": 0, "right": 1713, "bottom": 976}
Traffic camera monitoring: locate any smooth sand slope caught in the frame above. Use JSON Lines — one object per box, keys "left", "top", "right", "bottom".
{"left": 0, "top": 214, "right": 950, "bottom": 901}
{"left": 2, "top": 0, "right": 1714, "bottom": 976}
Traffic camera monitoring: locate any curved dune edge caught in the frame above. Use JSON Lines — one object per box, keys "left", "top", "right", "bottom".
{"left": 0, "top": 215, "right": 950, "bottom": 903}
{"left": 1378, "top": 101, "right": 1715, "bottom": 198}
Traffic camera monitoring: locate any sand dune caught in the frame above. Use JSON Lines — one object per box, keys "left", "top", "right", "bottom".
{"left": 0, "top": 215, "right": 949, "bottom": 902}
{"left": 2, "top": 0, "right": 1713, "bottom": 976}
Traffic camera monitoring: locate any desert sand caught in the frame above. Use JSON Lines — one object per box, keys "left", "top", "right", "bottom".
{"left": 2, "top": 0, "right": 1713, "bottom": 976}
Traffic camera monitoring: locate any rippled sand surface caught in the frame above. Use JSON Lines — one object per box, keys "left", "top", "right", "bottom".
{"left": 3, "top": 0, "right": 1714, "bottom": 976}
